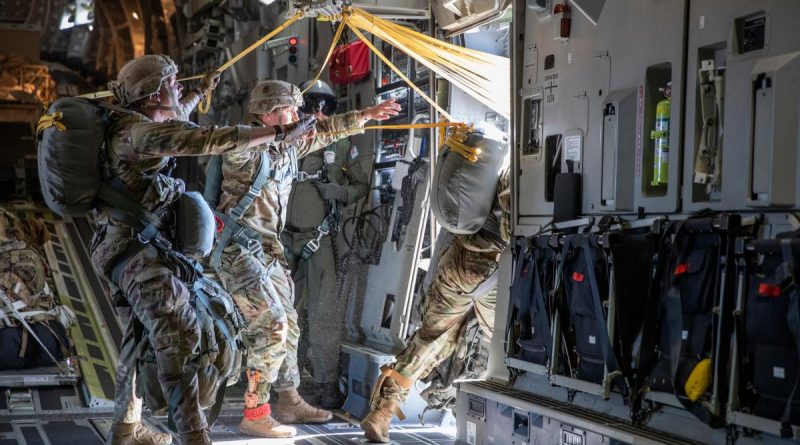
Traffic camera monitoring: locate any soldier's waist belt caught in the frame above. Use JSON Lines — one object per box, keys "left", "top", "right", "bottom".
{"left": 284, "top": 224, "right": 319, "bottom": 233}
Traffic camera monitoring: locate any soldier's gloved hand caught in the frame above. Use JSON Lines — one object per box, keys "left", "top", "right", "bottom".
{"left": 282, "top": 116, "right": 317, "bottom": 144}
{"left": 199, "top": 71, "right": 222, "bottom": 94}
{"left": 313, "top": 182, "right": 348, "bottom": 203}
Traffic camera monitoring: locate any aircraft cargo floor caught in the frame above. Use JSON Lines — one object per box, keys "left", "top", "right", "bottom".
{"left": 0, "top": 204, "right": 456, "bottom": 444}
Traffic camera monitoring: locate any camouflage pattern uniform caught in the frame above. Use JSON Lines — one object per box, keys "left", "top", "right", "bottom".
{"left": 396, "top": 168, "right": 510, "bottom": 386}
{"left": 361, "top": 168, "right": 510, "bottom": 442}
{"left": 215, "top": 108, "right": 364, "bottom": 406}
{"left": 281, "top": 138, "right": 369, "bottom": 390}
{"left": 0, "top": 208, "right": 74, "bottom": 364}
{"left": 90, "top": 110, "right": 253, "bottom": 436}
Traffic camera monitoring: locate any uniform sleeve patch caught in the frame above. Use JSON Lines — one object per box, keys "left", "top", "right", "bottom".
{"left": 350, "top": 145, "right": 359, "bottom": 160}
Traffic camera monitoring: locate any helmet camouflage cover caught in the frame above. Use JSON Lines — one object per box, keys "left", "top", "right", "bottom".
{"left": 247, "top": 80, "right": 303, "bottom": 115}
{"left": 108, "top": 54, "right": 178, "bottom": 106}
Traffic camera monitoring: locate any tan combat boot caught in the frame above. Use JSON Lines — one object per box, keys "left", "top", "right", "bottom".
{"left": 274, "top": 388, "right": 333, "bottom": 423}
{"left": 238, "top": 368, "right": 296, "bottom": 438}
{"left": 361, "top": 366, "right": 412, "bottom": 443}
{"left": 107, "top": 422, "right": 173, "bottom": 445}
{"left": 239, "top": 403, "right": 297, "bottom": 438}
{"left": 179, "top": 428, "right": 211, "bottom": 445}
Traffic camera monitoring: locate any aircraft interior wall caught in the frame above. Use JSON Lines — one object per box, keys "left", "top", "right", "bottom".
{"left": 472, "top": 1, "right": 800, "bottom": 444}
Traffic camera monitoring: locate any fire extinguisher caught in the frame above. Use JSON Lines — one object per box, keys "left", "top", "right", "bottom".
{"left": 650, "top": 83, "right": 671, "bottom": 186}
{"left": 554, "top": 2, "right": 571, "bottom": 39}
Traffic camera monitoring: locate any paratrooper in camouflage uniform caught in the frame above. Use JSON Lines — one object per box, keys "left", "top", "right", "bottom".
{"left": 93, "top": 55, "right": 313, "bottom": 445}
{"left": 361, "top": 168, "right": 511, "bottom": 443}
{"left": 211, "top": 79, "right": 400, "bottom": 438}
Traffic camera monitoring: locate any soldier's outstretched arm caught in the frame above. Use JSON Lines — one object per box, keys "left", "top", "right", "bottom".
{"left": 295, "top": 99, "right": 402, "bottom": 158}
{"left": 128, "top": 118, "right": 315, "bottom": 158}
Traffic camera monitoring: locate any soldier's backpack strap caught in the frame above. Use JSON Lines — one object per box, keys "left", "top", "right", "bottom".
{"left": 295, "top": 147, "right": 341, "bottom": 261}
{"left": 778, "top": 239, "right": 800, "bottom": 438}
{"left": 210, "top": 153, "right": 273, "bottom": 272}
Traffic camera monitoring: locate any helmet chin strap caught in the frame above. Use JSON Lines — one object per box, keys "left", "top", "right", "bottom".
{"left": 142, "top": 83, "right": 183, "bottom": 118}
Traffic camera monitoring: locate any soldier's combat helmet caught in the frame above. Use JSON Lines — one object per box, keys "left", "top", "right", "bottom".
{"left": 108, "top": 54, "right": 178, "bottom": 106}
{"left": 248, "top": 80, "right": 303, "bottom": 115}
{"left": 299, "top": 79, "right": 337, "bottom": 116}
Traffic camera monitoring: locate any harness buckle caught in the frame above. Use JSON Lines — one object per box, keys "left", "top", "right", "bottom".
{"left": 136, "top": 232, "right": 151, "bottom": 244}
{"left": 305, "top": 237, "right": 321, "bottom": 254}
{"left": 296, "top": 171, "right": 321, "bottom": 182}
{"left": 245, "top": 238, "right": 261, "bottom": 256}
{"left": 247, "top": 185, "right": 261, "bottom": 197}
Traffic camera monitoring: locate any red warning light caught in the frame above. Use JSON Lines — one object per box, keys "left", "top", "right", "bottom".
{"left": 288, "top": 37, "right": 298, "bottom": 46}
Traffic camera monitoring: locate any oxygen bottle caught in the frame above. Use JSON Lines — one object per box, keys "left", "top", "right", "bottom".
{"left": 650, "top": 84, "right": 671, "bottom": 186}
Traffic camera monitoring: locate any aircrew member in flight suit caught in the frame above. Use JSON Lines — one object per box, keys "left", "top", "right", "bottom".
{"left": 282, "top": 79, "right": 371, "bottom": 409}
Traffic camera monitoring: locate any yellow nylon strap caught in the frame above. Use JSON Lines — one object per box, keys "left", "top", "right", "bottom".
{"left": 347, "top": 8, "right": 509, "bottom": 119}
{"left": 199, "top": 11, "right": 305, "bottom": 113}
{"left": 36, "top": 112, "right": 65, "bottom": 134}
{"left": 316, "top": 121, "right": 462, "bottom": 137}
{"left": 444, "top": 135, "right": 482, "bottom": 163}
{"left": 78, "top": 11, "right": 306, "bottom": 105}
{"left": 197, "top": 90, "right": 213, "bottom": 114}
{"left": 301, "top": 11, "right": 350, "bottom": 94}
{"left": 346, "top": 22, "right": 457, "bottom": 124}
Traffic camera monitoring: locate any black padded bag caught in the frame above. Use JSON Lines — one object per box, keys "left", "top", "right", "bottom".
{"left": 638, "top": 215, "right": 742, "bottom": 428}
{"left": 561, "top": 235, "right": 611, "bottom": 384}
{"left": 512, "top": 235, "right": 556, "bottom": 366}
{"left": 647, "top": 231, "right": 719, "bottom": 394}
{"left": 606, "top": 228, "right": 657, "bottom": 376}
{"left": 740, "top": 236, "right": 800, "bottom": 430}
{"left": 0, "top": 321, "right": 68, "bottom": 370}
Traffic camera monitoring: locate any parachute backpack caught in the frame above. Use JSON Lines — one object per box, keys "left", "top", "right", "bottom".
{"left": 431, "top": 123, "right": 509, "bottom": 235}
{"left": 37, "top": 97, "right": 119, "bottom": 217}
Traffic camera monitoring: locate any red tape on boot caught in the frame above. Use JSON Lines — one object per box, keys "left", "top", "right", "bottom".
{"left": 244, "top": 403, "right": 271, "bottom": 420}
